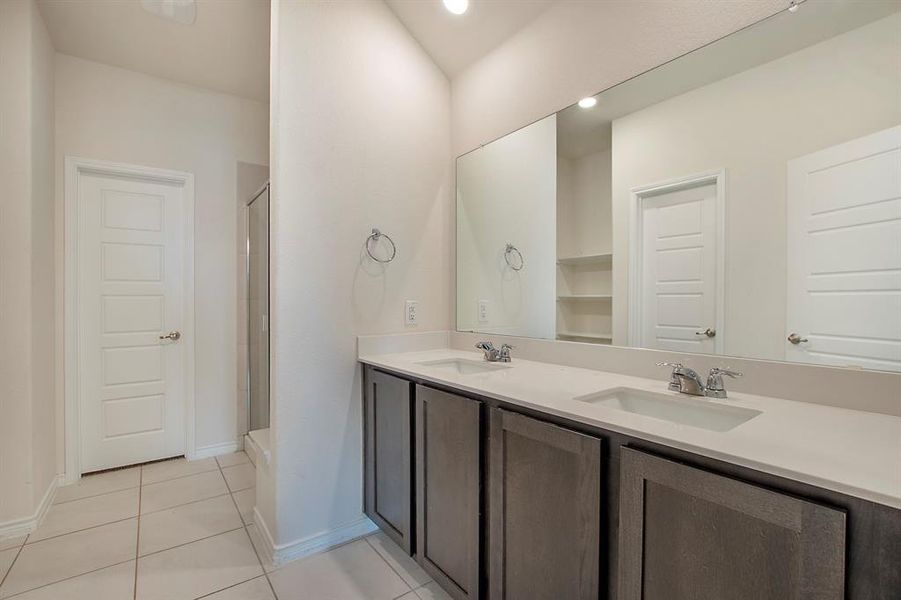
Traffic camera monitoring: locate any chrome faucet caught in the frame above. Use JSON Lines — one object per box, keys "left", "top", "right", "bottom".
{"left": 657, "top": 362, "right": 706, "bottom": 396}
{"left": 658, "top": 362, "right": 743, "bottom": 398}
{"left": 475, "top": 341, "right": 514, "bottom": 363}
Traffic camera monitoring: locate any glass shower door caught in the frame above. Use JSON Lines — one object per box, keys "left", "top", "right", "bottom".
{"left": 247, "top": 186, "right": 269, "bottom": 431}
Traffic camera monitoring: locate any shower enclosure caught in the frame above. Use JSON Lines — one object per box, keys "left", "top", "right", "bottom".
{"left": 246, "top": 184, "right": 270, "bottom": 432}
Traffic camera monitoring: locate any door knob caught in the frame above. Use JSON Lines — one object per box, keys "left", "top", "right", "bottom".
{"left": 695, "top": 328, "right": 716, "bottom": 338}
{"left": 159, "top": 331, "right": 181, "bottom": 341}
{"left": 787, "top": 332, "right": 808, "bottom": 345}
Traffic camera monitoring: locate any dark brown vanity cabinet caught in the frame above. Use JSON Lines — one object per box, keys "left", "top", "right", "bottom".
{"left": 415, "top": 385, "right": 482, "bottom": 600}
{"left": 363, "top": 369, "right": 414, "bottom": 553}
{"left": 618, "top": 448, "right": 847, "bottom": 600}
{"left": 488, "top": 408, "right": 602, "bottom": 600}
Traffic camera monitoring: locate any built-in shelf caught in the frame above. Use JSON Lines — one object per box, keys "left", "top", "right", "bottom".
{"left": 557, "top": 331, "right": 613, "bottom": 341}
{"left": 557, "top": 253, "right": 613, "bottom": 267}
{"left": 557, "top": 294, "right": 613, "bottom": 301}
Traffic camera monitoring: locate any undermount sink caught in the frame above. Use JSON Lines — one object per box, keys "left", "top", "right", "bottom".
{"left": 416, "top": 358, "right": 511, "bottom": 375}
{"left": 575, "top": 387, "right": 761, "bottom": 432}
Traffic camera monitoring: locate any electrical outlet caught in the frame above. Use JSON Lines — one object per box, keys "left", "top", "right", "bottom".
{"left": 405, "top": 300, "right": 419, "bottom": 326}
{"left": 478, "top": 300, "right": 489, "bottom": 323}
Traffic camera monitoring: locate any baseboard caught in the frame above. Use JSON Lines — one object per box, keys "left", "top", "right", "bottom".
{"left": 253, "top": 508, "right": 378, "bottom": 568}
{"left": 189, "top": 440, "right": 238, "bottom": 460}
{"left": 0, "top": 474, "right": 59, "bottom": 538}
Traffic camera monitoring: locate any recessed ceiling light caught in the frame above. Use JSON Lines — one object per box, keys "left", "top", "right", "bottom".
{"left": 443, "top": 0, "right": 469, "bottom": 15}
{"left": 578, "top": 97, "right": 597, "bottom": 109}
{"left": 788, "top": 1, "right": 799, "bottom": 12}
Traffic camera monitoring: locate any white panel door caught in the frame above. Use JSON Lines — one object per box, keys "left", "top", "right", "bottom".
{"left": 639, "top": 183, "right": 719, "bottom": 353}
{"left": 78, "top": 172, "right": 187, "bottom": 472}
{"left": 787, "top": 125, "right": 901, "bottom": 372}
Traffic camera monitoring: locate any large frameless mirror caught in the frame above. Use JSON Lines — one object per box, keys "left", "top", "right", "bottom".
{"left": 456, "top": 0, "right": 901, "bottom": 372}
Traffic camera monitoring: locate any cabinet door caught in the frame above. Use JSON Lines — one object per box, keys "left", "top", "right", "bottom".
{"left": 489, "top": 408, "right": 601, "bottom": 600}
{"left": 364, "top": 368, "right": 413, "bottom": 553}
{"left": 618, "top": 448, "right": 846, "bottom": 600}
{"left": 416, "top": 386, "right": 481, "bottom": 600}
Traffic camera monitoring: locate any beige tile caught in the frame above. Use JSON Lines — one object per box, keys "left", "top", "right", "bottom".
{"left": 365, "top": 532, "right": 431, "bottom": 589}
{"left": 396, "top": 593, "right": 418, "bottom": 600}
{"left": 0, "top": 519, "right": 137, "bottom": 597}
{"left": 202, "top": 576, "right": 275, "bottom": 600}
{"left": 216, "top": 451, "right": 250, "bottom": 469}
{"left": 0, "top": 548, "right": 18, "bottom": 583}
{"left": 414, "top": 582, "right": 453, "bottom": 600}
{"left": 232, "top": 488, "right": 256, "bottom": 524}
{"left": 0, "top": 536, "right": 26, "bottom": 552}
{"left": 135, "top": 528, "right": 262, "bottom": 600}
{"left": 138, "top": 495, "right": 242, "bottom": 556}
{"left": 30, "top": 488, "right": 139, "bottom": 543}
{"left": 54, "top": 468, "right": 140, "bottom": 504}
{"left": 5, "top": 561, "right": 135, "bottom": 600}
{"left": 245, "top": 524, "right": 276, "bottom": 573}
{"left": 222, "top": 463, "right": 255, "bottom": 492}
{"left": 141, "top": 457, "right": 218, "bottom": 485}
{"left": 140, "top": 470, "right": 228, "bottom": 514}
{"left": 268, "top": 539, "right": 409, "bottom": 600}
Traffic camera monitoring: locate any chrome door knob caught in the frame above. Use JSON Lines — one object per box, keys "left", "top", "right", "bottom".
{"left": 159, "top": 331, "right": 181, "bottom": 341}
{"left": 695, "top": 328, "right": 716, "bottom": 338}
{"left": 787, "top": 332, "right": 808, "bottom": 345}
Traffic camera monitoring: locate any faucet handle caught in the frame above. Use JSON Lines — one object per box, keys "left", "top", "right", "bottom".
{"left": 475, "top": 341, "right": 495, "bottom": 350}
{"left": 656, "top": 361, "right": 683, "bottom": 369}
{"left": 706, "top": 367, "right": 742, "bottom": 398}
{"left": 709, "top": 367, "right": 742, "bottom": 378}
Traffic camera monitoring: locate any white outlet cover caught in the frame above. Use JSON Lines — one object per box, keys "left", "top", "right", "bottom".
{"left": 405, "top": 300, "right": 419, "bottom": 326}
{"left": 478, "top": 300, "right": 489, "bottom": 323}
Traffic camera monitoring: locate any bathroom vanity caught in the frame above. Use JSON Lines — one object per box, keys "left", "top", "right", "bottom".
{"left": 360, "top": 349, "right": 900, "bottom": 600}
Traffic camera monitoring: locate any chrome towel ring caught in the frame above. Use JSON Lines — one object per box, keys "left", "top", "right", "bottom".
{"left": 366, "top": 228, "right": 396, "bottom": 263}
{"left": 504, "top": 243, "right": 524, "bottom": 271}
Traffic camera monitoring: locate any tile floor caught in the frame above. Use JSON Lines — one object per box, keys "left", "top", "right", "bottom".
{"left": 0, "top": 452, "right": 449, "bottom": 600}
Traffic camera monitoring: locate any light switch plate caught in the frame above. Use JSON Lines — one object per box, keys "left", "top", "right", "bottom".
{"left": 478, "top": 300, "right": 489, "bottom": 323}
{"left": 405, "top": 300, "right": 419, "bottom": 326}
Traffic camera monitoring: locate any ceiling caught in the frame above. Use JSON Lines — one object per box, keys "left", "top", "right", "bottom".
{"left": 386, "top": 0, "right": 556, "bottom": 77}
{"left": 37, "top": 0, "right": 270, "bottom": 102}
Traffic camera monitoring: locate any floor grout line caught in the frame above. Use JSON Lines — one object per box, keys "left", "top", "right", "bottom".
{"left": 139, "top": 490, "right": 231, "bottom": 517}
{"left": 0, "top": 535, "right": 29, "bottom": 594}
{"left": 0, "top": 558, "right": 137, "bottom": 599}
{"left": 363, "top": 535, "right": 422, "bottom": 597}
{"left": 138, "top": 526, "right": 246, "bottom": 560}
{"left": 215, "top": 456, "right": 279, "bottom": 600}
{"left": 24, "top": 515, "right": 139, "bottom": 547}
{"left": 133, "top": 464, "right": 143, "bottom": 600}
{"left": 52, "top": 485, "right": 140, "bottom": 506}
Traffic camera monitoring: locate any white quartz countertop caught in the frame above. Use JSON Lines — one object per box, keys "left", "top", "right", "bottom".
{"left": 359, "top": 348, "right": 901, "bottom": 510}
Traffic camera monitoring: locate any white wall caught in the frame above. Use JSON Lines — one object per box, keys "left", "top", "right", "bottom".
{"left": 610, "top": 12, "right": 901, "bottom": 358}
{"left": 457, "top": 115, "right": 557, "bottom": 339}
{"left": 0, "top": 0, "right": 57, "bottom": 527}
{"left": 54, "top": 55, "right": 269, "bottom": 458}
{"left": 267, "top": 0, "right": 451, "bottom": 550}
{"left": 557, "top": 148, "right": 612, "bottom": 258}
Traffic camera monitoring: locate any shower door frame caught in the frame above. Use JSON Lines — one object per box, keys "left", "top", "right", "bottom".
{"left": 245, "top": 182, "right": 270, "bottom": 434}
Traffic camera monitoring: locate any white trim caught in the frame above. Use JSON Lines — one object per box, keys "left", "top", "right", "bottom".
{"left": 64, "top": 156, "right": 196, "bottom": 483}
{"left": 252, "top": 508, "right": 378, "bottom": 568}
{"left": 628, "top": 169, "right": 726, "bottom": 354}
{"left": 0, "top": 475, "right": 59, "bottom": 538}
{"left": 190, "top": 441, "right": 239, "bottom": 461}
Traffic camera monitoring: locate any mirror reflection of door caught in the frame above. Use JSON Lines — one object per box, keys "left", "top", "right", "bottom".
{"left": 631, "top": 174, "right": 723, "bottom": 354}
{"left": 786, "top": 125, "right": 901, "bottom": 372}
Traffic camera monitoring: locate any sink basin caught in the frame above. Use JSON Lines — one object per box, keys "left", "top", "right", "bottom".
{"left": 574, "top": 387, "right": 760, "bottom": 432}
{"left": 416, "top": 358, "right": 511, "bottom": 375}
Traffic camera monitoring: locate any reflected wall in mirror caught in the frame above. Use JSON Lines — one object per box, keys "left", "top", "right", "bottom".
{"left": 456, "top": 0, "right": 901, "bottom": 372}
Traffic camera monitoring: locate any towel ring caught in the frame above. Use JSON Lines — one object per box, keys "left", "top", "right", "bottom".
{"left": 504, "top": 243, "right": 524, "bottom": 271}
{"left": 366, "top": 228, "right": 396, "bottom": 263}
